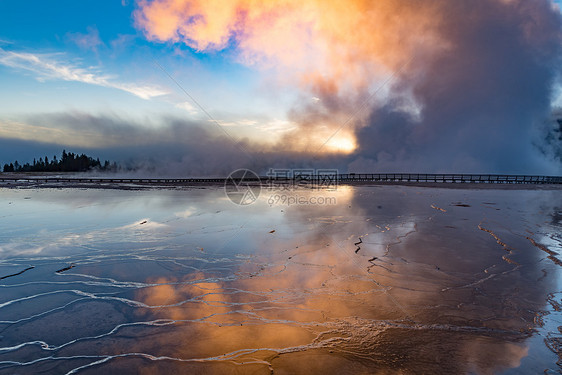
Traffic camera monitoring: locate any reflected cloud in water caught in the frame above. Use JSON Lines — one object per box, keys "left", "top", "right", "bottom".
{"left": 0, "top": 186, "right": 560, "bottom": 374}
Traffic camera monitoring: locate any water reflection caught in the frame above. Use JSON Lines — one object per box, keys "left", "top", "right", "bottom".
{"left": 0, "top": 186, "right": 560, "bottom": 374}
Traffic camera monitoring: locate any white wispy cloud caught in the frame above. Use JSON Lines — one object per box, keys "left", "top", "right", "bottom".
{"left": 175, "top": 101, "right": 198, "bottom": 114}
{"left": 256, "top": 119, "right": 297, "bottom": 133}
{"left": 216, "top": 118, "right": 258, "bottom": 127}
{"left": 0, "top": 48, "right": 168, "bottom": 100}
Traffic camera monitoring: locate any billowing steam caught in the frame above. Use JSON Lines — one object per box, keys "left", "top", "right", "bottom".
{"left": 133, "top": 0, "right": 562, "bottom": 174}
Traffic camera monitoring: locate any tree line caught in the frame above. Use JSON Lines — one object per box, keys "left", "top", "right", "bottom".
{"left": 2, "top": 150, "right": 117, "bottom": 173}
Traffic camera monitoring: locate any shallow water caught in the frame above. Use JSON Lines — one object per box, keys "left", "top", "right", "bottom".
{"left": 0, "top": 185, "right": 561, "bottom": 374}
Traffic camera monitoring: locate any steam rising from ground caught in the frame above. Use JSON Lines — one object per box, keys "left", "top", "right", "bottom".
{"left": 1, "top": 112, "right": 345, "bottom": 176}
{"left": 134, "top": 0, "right": 562, "bottom": 174}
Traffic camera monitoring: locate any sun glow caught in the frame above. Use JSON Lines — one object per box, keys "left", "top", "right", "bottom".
{"left": 324, "top": 135, "right": 357, "bottom": 154}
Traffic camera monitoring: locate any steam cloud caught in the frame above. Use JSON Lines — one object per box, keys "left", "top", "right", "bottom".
{"left": 134, "top": 0, "right": 562, "bottom": 174}
{"left": 0, "top": 112, "right": 344, "bottom": 176}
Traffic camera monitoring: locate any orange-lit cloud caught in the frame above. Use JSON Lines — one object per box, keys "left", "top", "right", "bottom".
{"left": 128, "top": 1, "right": 429, "bottom": 146}
{"left": 134, "top": 0, "right": 443, "bottom": 89}
{"left": 133, "top": 0, "right": 448, "bottom": 153}
{"left": 134, "top": 0, "right": 562, "bottom": 170}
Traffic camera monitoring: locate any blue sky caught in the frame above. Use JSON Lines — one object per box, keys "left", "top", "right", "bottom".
{"left": 0, "top": 0, "right": 296, "bottom": 157}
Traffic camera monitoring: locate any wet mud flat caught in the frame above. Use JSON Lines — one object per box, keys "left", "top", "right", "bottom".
{"left": 0, "top": 185, "right": 560, "bottom": 374}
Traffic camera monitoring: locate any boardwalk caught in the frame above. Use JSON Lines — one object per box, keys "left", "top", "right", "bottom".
{"left": 337, "top": 173, "right": 562, "bottom": 184}
{"left": 0, "top": 173, "right": 560, "bottom": 185}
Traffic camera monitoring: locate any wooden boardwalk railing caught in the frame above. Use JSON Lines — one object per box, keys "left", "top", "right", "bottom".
{"left": 0, "top": 174, "right": 560, "bottom": 185}
{"left": 0, "top": 177, "right": 227, "bottom": 184}
{"left": 336, "top": 173, "right": 562, "bottom": 184}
